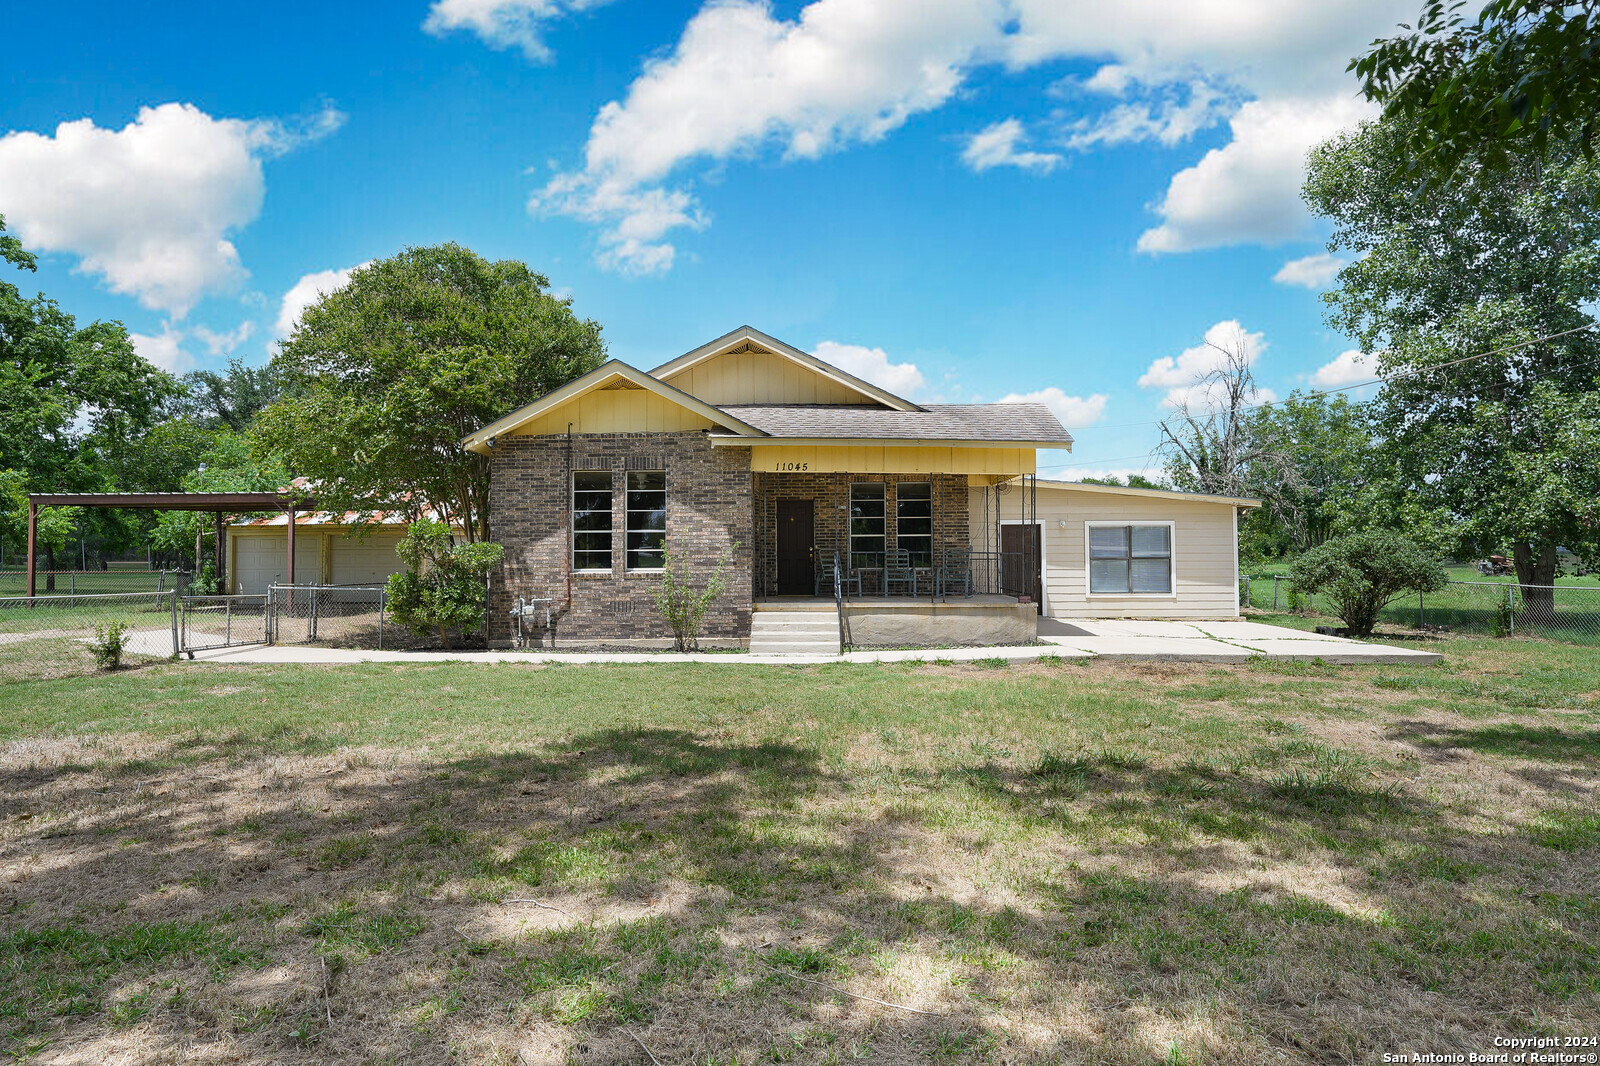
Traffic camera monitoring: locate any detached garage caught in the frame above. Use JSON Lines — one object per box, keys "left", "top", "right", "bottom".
{"left": 228, "top": 517, "right": 410, "bottom": 595}
{"left": 970, "top": 479, "right": 1259, "bottom": 620}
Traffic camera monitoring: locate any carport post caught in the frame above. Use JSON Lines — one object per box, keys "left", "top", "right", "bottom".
{"left": 214, "top": 511, "right": 225, "bottom": 591}
{"left": 285, "top": 507, "right": 297, "bottom": 612}
{"left": 26, "top": 500, "right": 37, "bottom": 601}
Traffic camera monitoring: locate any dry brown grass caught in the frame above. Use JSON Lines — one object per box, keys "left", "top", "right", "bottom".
{"left": 0, "top": 647, "right": 1597, "bottom": 1064}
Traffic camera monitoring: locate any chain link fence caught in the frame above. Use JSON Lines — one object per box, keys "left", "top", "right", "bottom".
{"left": 1241, "top": 575, "right": 1600, "bottom": 644}
{"left": 0, "top": 569, "right": 189, "bottom": 597}
{"left": 0, "top": 591, "right": 177, "bottom": 683}
{"left": 179, "top": 594, "right": 269, "bottom": 656}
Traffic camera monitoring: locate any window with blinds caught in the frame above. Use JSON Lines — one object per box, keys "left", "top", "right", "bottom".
{"left": 1088, "top": 524, "right": 1172, "bottom": 594}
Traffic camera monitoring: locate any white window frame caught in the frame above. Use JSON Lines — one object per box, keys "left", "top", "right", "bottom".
{"left": 571, "top": 470, "right": 614, "bottom": 573}
{"left": 1083, "top": 520, "right": 1177, "bottom": 598}
{"left": 999, "top": 518, "right": 1048, "bottom": 616}
{"left": 624, "top": 470, "right": 666, "bottom": 573}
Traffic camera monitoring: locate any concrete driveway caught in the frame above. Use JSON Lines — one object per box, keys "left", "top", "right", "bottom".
{"left": 1037, "top": 617, "right": 1441, "bottom": 664}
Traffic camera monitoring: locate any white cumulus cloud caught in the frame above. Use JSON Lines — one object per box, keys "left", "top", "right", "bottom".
{"left": 1310, "top": 349, "right": 1375, "bottom": 390}
{"left": 1136, "top": 94, "right": 1374, "bottom": 254}
{"left": 1273, "top": 252, "right": 1346, "bottom": 289}
{"left": 0, "top": 102, "right": 342, "bottom": 317}
{"left": 191, "top": 321, "right": 255, "bottom": 358}
{"left": 962, "top": 118, "right": 1062, "bottom": 173}
{"left": 130, "top": 325, "right": 194, "bottom": 374}
{"left": 526, "top": 0, "right": 1412, "bottom": 273}
{"left": 996, "top": 387, "right": 1107, "bottom": 429}
{"left": 423, "top": 0, "right": 612, "bottom": 62}
{"left": 1140, "top": 319, "right": 1275, "bottom": 409}
{"left": 275, "top": 262, "right": 372, "bottom": 339}
{"left": 813, "top": 340, "right": 926, "bottom": 397}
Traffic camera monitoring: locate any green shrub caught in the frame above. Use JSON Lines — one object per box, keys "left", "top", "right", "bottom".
{"left": 651, "top": 546, "right": 735, "bottom": 652}
{"left": 383, "top": 520, "right": 505, "bottom": 648}
{"left": 90, "top": 620, "right": 132, "bottom": 670}
{"left": 1288, "top": 530, "right": 1447, "bottom": 637}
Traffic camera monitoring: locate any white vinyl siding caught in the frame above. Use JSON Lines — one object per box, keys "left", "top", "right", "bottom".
{"left": 971, "top": 483, "right": 1242, "bottom": 619}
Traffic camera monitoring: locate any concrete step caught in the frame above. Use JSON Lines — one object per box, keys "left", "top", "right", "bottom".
{"left": 749, "top": 608, "right": 841, "bottom": 655}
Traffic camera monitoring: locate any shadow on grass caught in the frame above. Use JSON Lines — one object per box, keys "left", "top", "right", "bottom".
{"left": 1385, "top": 720, "right": 1600, "bottom": 764}
{"left": 1, "top": 726, "right": 1596, "bottom": 1064}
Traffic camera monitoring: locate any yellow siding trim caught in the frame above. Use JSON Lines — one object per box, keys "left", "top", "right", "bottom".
{"left": 748, "top": 445, "right": 1034, "bottom": 475}
{"left": 662, "top": 349, "right": 876, "bottom": 405}
{"left": 508, "top": 389, "right": 720, "bottom": 436}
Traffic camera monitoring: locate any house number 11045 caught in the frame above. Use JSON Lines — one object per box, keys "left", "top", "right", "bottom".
{"left": 772, "top": 462, "right": 810, "bottom": 471}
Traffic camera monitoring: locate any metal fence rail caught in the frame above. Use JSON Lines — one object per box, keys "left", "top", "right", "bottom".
{"left": 268, "top": 584, "right": 408, "bottom": 648}
{"left": 180, "top": 594, "right": 269, "bottom": 656}
{"left": 1241, "top": 575, "right": 1600, "bottom": 644}
{"left": 0, "top": 591, "right": 177, "bottom": 683}
{"left": 0, "top": 569, "right": 189, "bottom": 598}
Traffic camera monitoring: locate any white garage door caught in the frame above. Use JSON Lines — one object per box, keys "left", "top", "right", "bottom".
{"left": 233, "top": 534, "right": 319, "bottom": 595}
{"left": 330, "top": 534, "right": 405, "bottom": 587}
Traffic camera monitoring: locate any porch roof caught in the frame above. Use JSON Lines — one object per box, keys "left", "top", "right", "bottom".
{"left": 712, "top": 403, "right": 1073, "bottom": 447}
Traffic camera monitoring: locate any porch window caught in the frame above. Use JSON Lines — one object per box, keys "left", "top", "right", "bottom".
{"left": 849, "top": 482, "right": 885, "bottom": 568}
{"left": 1088, "top": 524, "right": 1172, "bottom": 594}
{"left": 626, "top": 471, "right": 666, "bottom": 571}
{"left": 572, "top": 471, "right": 613, "bottom": 571}
{"left": 896, "top": 482, "right": 932, "bottom": 567}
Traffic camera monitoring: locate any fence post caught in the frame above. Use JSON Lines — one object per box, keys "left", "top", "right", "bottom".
{"left": 169, "top": 590, "right": 178, "bottom": 658}
{"left": 1273, "top": 575, "right": 1280, "bottom": 610}
{"left": 70, "top": 572, "right": 76, "bottom": 607}
{"left": 378, "top": 590, "right": 385, "bottom": 651}
{"left": 1419, "top": 590, "right": 1424, "bottom": 629}
{"left": 1508, "top": 584, "right": 1516, "bottom": 633}
{"left": 226, "top": 599, "right": 232, "bottom": 646}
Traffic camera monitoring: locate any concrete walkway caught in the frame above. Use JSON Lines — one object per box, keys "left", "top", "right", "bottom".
{"left": 180, "top": 618, "right": 1440, "bottom": 667}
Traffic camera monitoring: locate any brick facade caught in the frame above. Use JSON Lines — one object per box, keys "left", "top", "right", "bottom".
{"left": 489, "top": 432, "right": 753, "bottom": 645}
{"left": 751, "top": 472, "right": 969, "bottom": 597}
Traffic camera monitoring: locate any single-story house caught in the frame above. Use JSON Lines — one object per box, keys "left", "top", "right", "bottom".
{"left": 457, "top": 325, "right": 1260, "bottom": 648}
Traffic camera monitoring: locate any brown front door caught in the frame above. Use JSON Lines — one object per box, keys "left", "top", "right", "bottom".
{"left": 1001, "top": 524, "right": 1043, "bottom": 613}
{"left": 776, "top": 499, "right": 815, "bottom": 595}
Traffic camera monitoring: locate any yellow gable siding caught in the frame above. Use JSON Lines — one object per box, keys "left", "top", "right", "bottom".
{"left": 749, "top": 445, "right": 1034, "bottom": 475}
{"left": 507, "top": 388, "right": 720, "bottom": 436}
{"left": 661, "top": 350, "right": 876, "bottom": 405}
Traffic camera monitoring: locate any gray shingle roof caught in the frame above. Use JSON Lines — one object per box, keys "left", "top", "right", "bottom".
{"left": 715, "top": 403, "right": 1072, "bottom": 444}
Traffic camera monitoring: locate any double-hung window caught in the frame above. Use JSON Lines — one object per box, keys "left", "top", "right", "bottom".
{"left": 849, "top": 482, "right": 885, "bottom": 569}
{"left": 572, "top": 471, "right": 613, "bottom": 571}
{"left": 896, "top": 482, "right": 932, "bottom": 567}
{"left": 625, "top": 471, "right": 666, "bottom": 571}
{"left": 1088, "top": 523, "right": 1173, "bottom": 594}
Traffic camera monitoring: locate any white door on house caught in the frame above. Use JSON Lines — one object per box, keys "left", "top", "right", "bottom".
{"left": 329, "top": 534, "right": 405, "bottom": 587}
{"left": 233, "top": 535, "right": 319, "bottom": 595}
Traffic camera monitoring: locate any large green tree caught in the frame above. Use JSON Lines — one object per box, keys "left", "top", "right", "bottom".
{"left": 0, "top": 214, "right": 180, "bottom": 563}
{"left": 256, "top": 244, "right": 605, "bottom": 541}
{"left": 1352, "top": 1, "right": 1600, "bottom": 182}
{"left": 1304, "top": 118, "right": 1600, "bottom": 612}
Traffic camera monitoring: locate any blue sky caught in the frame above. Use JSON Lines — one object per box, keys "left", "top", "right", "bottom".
{"left": 0, "top": 0, "right": 1408, "bottom": 478}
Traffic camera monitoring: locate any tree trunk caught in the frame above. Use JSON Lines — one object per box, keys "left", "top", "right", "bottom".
{"left": 1513, "top": 541, "right": 1558, "bottom": 626}
{"left": 438, "top": 623, "right": 451, "bottom": 649}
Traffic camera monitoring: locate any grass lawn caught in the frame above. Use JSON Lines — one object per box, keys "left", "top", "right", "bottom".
{"left": 0, "top": 640, "right": 1596, "bottom": 1064}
